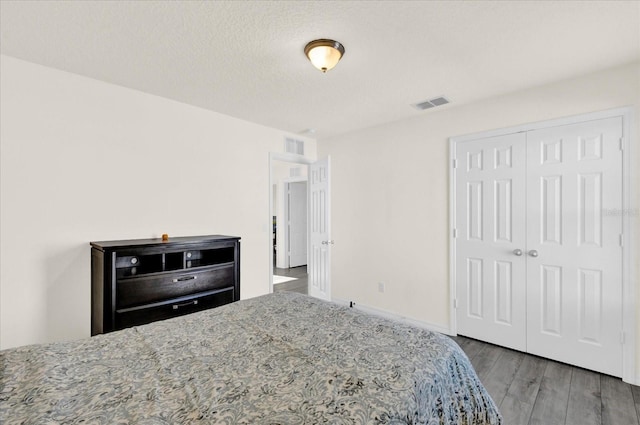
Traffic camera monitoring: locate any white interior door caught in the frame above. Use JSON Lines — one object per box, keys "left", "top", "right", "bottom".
{"left": 288, "top": 181, "right": 307, "bottom": 268}
{"left": 525, "top": 117, "right": 623, "bottom": 376}
{"left": 309, "top": 157, "right": 331, "bottom": 301}
{"left": 455, "top": 133, "right": 528, "bottom": 351}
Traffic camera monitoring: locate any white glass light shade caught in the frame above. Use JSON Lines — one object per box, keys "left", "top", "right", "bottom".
{"left": 304, "top": 39, "right": 345, "bottom": 73}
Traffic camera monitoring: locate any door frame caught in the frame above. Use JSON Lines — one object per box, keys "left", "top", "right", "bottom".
{"left": 449, "top": 106, "right": 636, "bottom": 384}
{"left": 269, "top": 152, "right": 314, "bottom": 294}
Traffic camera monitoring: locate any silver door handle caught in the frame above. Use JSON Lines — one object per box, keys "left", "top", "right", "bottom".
{"left": 513, "top": 249, "right": 523, "bottom": 256}
{"left": 528, "top": 250, "right": 539, "bottom": 257}
{"left": 321, "top": 240, "right": 335, "bottom": 245}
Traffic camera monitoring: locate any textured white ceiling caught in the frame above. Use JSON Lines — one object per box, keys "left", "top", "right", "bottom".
{"left": 1, "top": 1, "right": 639, "bottom": 139}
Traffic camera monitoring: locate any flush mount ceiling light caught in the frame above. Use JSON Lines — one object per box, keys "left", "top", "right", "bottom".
{"left": 304, "top": 39, "right": 345, "bottom": 73}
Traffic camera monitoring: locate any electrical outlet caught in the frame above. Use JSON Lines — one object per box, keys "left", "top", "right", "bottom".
{"left": 378, "top": 282, "right": 385, "bottom": 293}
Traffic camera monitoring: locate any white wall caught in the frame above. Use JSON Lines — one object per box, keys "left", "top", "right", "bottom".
{"left": 0, "top": 55, "right": 316, "bottom": 350}
{"left": 319, "top": 62, "right": 639, "bottom": 347}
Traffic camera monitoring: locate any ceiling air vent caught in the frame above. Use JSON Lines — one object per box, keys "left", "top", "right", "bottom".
{"left": 413, "top": 96, "right": 450, "bottom": 111}
{"left": 284, "top": 137, "right": 305, "bottom": 156}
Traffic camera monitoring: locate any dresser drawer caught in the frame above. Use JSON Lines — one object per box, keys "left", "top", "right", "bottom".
{"left": 116, "top": 265, "right": 234, "bottom": 309}
{"left": 115, "top": 289, "right": 234, "bottom": 330}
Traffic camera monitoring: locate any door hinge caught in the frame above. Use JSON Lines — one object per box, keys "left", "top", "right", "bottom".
{"left": 621, "top": 331, "right": 625, "bottom": 345}
{"left": 620, "top": 234, "right": 624, "bottom": 247}
{"left": 453, "top": 299, "right": 458, "bottom": 309}
{"left": 619, "top": 137, "right": 624, "bottom": 151}
{"left": 453, "top": 159, "right": 457, "bottom": 169}
{"left": 453, "top": 228, "right": 457, "bottom": 238}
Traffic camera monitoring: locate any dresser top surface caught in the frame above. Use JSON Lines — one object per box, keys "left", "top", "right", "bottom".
{"left": 90, "top": 235, "right": 240, "bottom": 251}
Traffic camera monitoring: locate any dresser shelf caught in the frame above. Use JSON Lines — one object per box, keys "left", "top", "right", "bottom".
{"left": 91, "top": 235, "right": 240, "bottom": 335}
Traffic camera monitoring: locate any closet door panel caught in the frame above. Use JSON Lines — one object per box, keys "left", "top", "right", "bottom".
{"left": 525, "top": 117, "right": 623, "bottom": 377}
{"left": 455, "top": 133, "right": 527, "bottom": 351}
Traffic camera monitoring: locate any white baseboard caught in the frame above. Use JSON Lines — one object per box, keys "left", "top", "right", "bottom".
{"left": 332, "top": 297, "right": 453, "bottom": 336}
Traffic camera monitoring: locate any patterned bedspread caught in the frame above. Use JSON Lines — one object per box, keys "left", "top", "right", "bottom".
{"left": 1, "top": 292, "right": 502, "bottom": 424}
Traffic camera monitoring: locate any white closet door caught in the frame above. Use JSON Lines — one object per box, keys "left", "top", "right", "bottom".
{"left": 288, "top": 181, "right": 307, "bottom": 268}
{"left": 525, "top": 117, "right": 623, "bottom": 376}
{"left": 455, "top": 133, "right": 527, "bottom": 351}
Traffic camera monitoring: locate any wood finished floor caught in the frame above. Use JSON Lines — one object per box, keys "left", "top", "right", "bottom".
{"left": 450, "top": 335, "right": 639, "bottom": 425}
{"left": 273, "top": 265, "right": 307, "bottom": 295}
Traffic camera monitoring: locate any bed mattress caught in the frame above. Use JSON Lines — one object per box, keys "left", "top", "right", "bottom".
{"left": 1, "top": 292, "right": 501, "bottom": 424}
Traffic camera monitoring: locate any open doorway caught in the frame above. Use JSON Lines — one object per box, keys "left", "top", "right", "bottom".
{"left": 269, "top": 152, "right": 332, "bottom": 300}
{"left": 270, "top": 155, "right": 310, "bottom": 295}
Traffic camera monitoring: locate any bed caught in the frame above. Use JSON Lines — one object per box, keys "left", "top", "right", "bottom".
{"left": 1, "top": 292, "right": 502, "bottom": 424}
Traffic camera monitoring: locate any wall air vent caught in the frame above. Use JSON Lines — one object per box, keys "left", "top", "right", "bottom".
{"left": 284, "top": 137, "right": 305, "bottom": 156}
{"left": 414, "top": 100, "right": 435, "bottom": 110}
{"left": 413, "top": 96, "right": 450, "bottom": 111}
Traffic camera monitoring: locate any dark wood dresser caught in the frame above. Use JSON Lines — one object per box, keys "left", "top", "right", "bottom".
{"left": 91, "top": 235, "right": 240, "bottom": 335}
